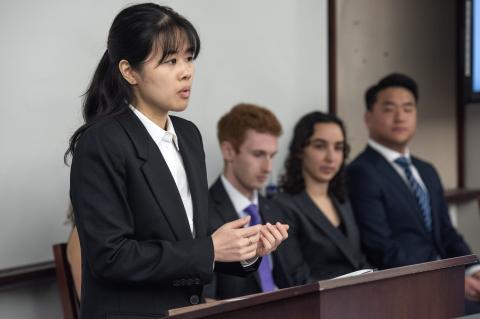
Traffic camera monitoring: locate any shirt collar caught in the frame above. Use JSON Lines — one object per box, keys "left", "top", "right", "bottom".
{"left": 129, "top": 104, "right": 179, "bottom": 151}
{"left": 220, "top": 174, "right": 258, "bottom": 213}
{"left": 368, "top": 138, "right": 411, "bottom": 163}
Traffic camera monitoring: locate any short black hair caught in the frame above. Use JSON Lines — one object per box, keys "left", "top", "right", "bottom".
{"left": 365, "top": 73, "right": 418, "bottom": 111}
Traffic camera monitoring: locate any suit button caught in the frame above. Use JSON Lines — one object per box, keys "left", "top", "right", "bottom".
{"left": 189, "top": 294, "right": 200, "bottom": 305}
{"left": 194, "top": 278, "right": 201, "bottom": 285}
{"left": 173, "top": 280, "right": 179, "bottom": 287}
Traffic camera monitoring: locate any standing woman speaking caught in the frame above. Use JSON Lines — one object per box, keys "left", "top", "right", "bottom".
{"left": 66, "top": 3, "right": 288, "bottom": 318}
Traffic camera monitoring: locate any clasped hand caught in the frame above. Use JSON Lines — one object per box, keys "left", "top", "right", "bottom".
{"left": 465, "top": 270, "right": 480, "bottom": 302}
{"left": 211, "top": 215, "right": 289, "bottom": 262}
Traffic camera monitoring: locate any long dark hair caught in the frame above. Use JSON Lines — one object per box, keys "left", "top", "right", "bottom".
{"left": 279, "top": 111, "right": 350, "bottom": 202}
{"left": 64, "top": 3, "right": 200, "bottom": 163}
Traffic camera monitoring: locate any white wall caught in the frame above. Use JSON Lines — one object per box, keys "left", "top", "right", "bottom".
{"left": 0, "top": 282, "right": 62, "bottom": 319}
{"left": 0, "top": 1, "right": 328, "bottom": 317}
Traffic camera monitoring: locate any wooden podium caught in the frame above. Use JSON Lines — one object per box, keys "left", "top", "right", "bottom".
{"left": 168, "top": 255, "right": 477, "bottom": 319}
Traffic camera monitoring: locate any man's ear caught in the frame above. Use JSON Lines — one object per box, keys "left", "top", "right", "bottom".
{"left": 118, "top": 59, "right": 138, "bottom": 85}
{"left": 220, "top": 141, "right": 236, "bottom": 162}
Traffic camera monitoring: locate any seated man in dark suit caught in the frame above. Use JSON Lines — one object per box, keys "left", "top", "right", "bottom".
{"left": 205, "top": 103, "right": 305, "bottom": 299}
{"left": 347, "top": 73, "right": 480, "bottom": 310}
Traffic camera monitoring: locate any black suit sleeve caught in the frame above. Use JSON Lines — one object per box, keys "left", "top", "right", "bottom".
{"left": 71, "top": 122, "right": 214, "bottom": 286}
{"left": 213, "top": 259, "right": 261, "bottom": 276}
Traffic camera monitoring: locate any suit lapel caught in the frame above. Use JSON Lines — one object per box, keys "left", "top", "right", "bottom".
{"left": 366, "top": 147, "right": 431, "bottom": 235}
{"left": 258, "top": 197, "right": 281, "bottom": 224}
{"left": 210, "top": 179, "right": 239, "bottom": 223}
{"left": 116, "top": 110, "right": 192, "bottom": 241}
{"left": 176, "top": 128, "right": 208, "bottom": 237}
{"left": 294, "top": 192, "right": 359, "bottom": 267}
{"left": 332, "top": 197, "right": 357, "bottom": 249}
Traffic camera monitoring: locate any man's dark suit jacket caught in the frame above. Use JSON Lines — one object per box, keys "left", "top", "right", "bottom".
{"left": 347, "top": 145, "right": 471, "bottom": 269}
{"left": 70, "top": 109, "right": 258, "bottom": 319}
{"left": 274, "top": 191, "right": 370, "bottom": 281}
{"left": 204, "top": 178, "right": 307, "bottom": 299}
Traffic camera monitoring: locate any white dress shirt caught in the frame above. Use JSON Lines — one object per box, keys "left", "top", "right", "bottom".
{"left": 368, "top": 139, "right": 427, "bottom": 192}
{"left": 130, "top": 105, "right": 195, "bottom": 236}
{"left": 221, "top": 175, "right": 259, "bottom": 220}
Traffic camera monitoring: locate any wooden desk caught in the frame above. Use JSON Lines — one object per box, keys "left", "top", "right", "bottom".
{"left": 168, "top": 255, "right": 477, "bottom": 319}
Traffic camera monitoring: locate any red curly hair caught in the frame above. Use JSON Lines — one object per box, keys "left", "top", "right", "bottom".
{"left": 217, "top": 103, "right": 282, "bottom": 152}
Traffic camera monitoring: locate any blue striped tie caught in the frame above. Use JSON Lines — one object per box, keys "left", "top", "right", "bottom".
{"left": 394, "top": 156, "right": 432, "bottom": 232}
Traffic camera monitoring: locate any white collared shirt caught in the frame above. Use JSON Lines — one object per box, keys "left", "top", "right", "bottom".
{"left": 368, "top": 139, "right": 427, "bottom": 191}
{"left": 220, "top": 175, "right": 259, "bottom": 220}
{"left": 130, "top": 105, "right": 195, "bottom": 236}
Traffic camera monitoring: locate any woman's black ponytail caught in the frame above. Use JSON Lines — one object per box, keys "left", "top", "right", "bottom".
{"left": 64, "top": 51, "right": 131, "bottom": 164}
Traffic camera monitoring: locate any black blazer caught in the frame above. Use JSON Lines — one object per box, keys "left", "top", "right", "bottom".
{"left": 70, "top": 110, "right": 256, "bottom": 319}
{"left": 203, "top": 178, "right": 307, "bottom": 299}
{"left": 347, "top": 146, "right": 471, "bottom": 269}
{"left": 274, "top": 191, "right": 370, "bottom": 281}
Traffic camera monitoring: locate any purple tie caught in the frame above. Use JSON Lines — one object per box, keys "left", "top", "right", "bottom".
{"left": 244, "top": 204, "right": 276, "bottom": 292}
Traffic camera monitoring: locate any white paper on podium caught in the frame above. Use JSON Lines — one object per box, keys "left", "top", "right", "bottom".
{"left": 334, "top": 269, "right": 375, "bottom": 279}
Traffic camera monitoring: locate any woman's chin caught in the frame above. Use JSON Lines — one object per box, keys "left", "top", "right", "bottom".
{"left": 170, "top": 102, "right": 189, "bottom": 113}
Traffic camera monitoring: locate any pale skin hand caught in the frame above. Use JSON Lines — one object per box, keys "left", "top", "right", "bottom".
{"left": 465, "top": 271, "right": 480, "bottom": 302}
{"left": 256, "top": 222, "right": 289, "bottom": 257}
{"left": 211, "top": 216, "right": 262, "bottom": 262}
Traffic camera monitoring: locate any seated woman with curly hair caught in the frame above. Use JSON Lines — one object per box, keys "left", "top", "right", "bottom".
{"left": 275, "top": 111, "right": 370, "bottom": 281}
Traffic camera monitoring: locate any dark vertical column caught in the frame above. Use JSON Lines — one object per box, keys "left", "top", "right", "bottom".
{"left": 328, "top": 0, "right": 337, "bottom": 115}
{"left": 456, "top": 0, "right": 468, "bottom": 188}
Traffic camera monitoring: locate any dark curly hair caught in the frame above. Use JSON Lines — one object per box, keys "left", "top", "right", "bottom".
{"left": 279, "top": 111, "right": 350, "bottom": 202}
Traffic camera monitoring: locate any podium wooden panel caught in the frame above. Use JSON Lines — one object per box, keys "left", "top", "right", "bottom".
{"left": 168, "top": 255, "right": 477, "bottom": 319}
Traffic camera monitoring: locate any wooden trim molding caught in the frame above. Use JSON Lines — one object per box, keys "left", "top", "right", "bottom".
{"left": 445, "top": 188, "right": 480, "bottom": 204}
{"left": 0, "top": 261, "right": 55, "bottom": 288}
